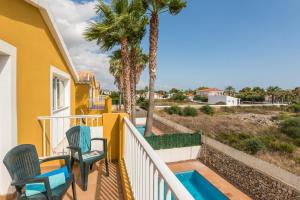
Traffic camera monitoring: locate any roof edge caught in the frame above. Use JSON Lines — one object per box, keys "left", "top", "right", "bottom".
{"left": 24, "top": 0, "right": 79, "bottom": 82}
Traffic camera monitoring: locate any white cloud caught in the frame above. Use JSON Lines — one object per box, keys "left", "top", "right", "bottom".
{"left": 41, "top": 0, "right": 116, "bottom": 89}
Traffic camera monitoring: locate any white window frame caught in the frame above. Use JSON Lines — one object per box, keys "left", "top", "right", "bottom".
{"left": 50, "top": 66, "right": 71, "bottom": 114}
{"left": 0, "top": 39, "right": 17, "bottom": 195}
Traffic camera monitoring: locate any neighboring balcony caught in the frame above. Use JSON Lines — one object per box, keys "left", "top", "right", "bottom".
{"left": 37, "top": 113, "right": 193, "bottom": 200}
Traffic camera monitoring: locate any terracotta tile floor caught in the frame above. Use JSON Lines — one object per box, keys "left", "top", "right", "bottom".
{"left": 63, "top": 161, "right": 124, "bottom": 200}
{"left": 168, "top": 160, "right": 252, "bottom": 200}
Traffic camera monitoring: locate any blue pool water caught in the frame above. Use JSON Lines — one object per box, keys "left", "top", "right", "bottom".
{"left": 175, "top": 171, "right": 229, "bottom": 200}
{"left": 136, "top": 125, "right": 145, "bottom": 135}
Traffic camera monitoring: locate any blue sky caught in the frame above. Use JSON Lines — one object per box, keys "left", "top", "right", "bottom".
{"left": 69, "top": 0, "right": 300, "bottom": 90}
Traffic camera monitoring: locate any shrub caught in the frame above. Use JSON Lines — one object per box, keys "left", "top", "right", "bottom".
{"left": 164, "top": 106, "right": 182, "bottom": 115}
{"left": 200, "top": 105, "right": 215, "bottom": 115}
{"left": 280, "top": 117, "right": 300, "bottom": 139}
{"left": 268, "top": 141, "right": 296, "bottom": 153}
{"left": 215, "top": 101, "right": 226, "bottom": 105}
{"left": 289, "top": 103, "right": 300, "bottom": 113}
{"left": 139, "top": 100, "right": 149, "bottom": 110}
{"left": 170, "top": 93, "right": 187, "bottom": 102}
{"left": 182, "top": 107, "right": 198, "bottom": 116}
{"left": 240, "top": 137, "right": 265, "bottom": 155}
{"left": 193, "top": 95, "right": 208, "bottom": 102}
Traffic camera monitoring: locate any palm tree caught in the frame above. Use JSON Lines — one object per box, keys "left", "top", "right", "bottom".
{"left": 109, "top": 50, "right": 123, "bottom": 110}
{"left": 144, "top": 0, "right": 187, "bottom": 136}
{"left": 266, "top": 86, "right": 281, "bottom": 104}
{"left": 84, "top": 0, "right": 146, "bottom": 114}
{"left": 224, "top": 86, "right": 236, "bottom": 96}
{"left": 130, "top": 46, "right": 148, "bottom": 124}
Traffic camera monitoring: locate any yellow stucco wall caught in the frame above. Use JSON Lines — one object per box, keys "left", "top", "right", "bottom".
{"left": 0, "top": 0, "right": 76, "bottom": 156}
{"left": 75, "top": 84, "right": 112, "bottom": 115}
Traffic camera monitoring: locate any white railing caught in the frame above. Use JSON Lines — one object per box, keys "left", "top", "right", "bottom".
{"left": 38, "top": 115, "right": 103, "bottom": 157}
{"left": 123, "top": 117, "right": 194, "bottom": 200}
{"left": 89, "top": 95, "right": 107, "bottom": 109}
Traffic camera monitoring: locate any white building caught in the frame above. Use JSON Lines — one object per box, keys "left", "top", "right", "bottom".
{"left": 196, "top": 88, "right": 223, "bottom": 96}
{"left": 208, "top": 95, "right": 240, "bottom": 106}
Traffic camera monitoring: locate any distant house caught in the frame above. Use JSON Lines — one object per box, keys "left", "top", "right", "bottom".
{"left": 196, "top": 88, "right": 223, "bottom": 96}
{"left": 208, "top": 95, "right": 241, "bottom": 106}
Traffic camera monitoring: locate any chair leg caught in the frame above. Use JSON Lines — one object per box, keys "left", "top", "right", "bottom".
{"left": 82, "top": 163, "right": 89, "bottom": 191}
{"left": 72, "top": 176, "right": 77, "bottom": 200}
{"left": 105, "top": 158, "right": 109, "bottom": 176}
{"left": 70, "top": 158, "right": 75, "bottom": 170}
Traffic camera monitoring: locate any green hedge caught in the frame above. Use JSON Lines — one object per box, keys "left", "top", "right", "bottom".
{"left": 145, "top": 133, "right": 202, "bottom": 150}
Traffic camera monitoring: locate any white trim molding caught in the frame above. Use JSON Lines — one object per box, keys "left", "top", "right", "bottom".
{"left": 50, "top": 66, "right": 71, "bottom": 115}
{"left": 0, "top": 39, "right": 17, "bottom": 195}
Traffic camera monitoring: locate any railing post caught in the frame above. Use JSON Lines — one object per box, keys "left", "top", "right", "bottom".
{"left": 43, "top": 120, "right": 46, "bottom": 157}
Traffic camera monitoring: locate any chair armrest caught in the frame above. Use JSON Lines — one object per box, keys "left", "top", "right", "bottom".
{"left": 67, "top": 146, "right": 83, "bottom": 162}
{"left": 12, "top": 177, "right": 52, "bottom": 198}
{"left": 91, "top": 138, "right": 107, "bottom": 155}
{"left": 39, "top": 155, "right": 71, "bottom": 171}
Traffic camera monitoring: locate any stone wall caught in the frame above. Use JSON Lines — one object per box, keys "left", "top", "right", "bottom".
{"left": 200, "top": 144, "right": 300, "bottom": 200}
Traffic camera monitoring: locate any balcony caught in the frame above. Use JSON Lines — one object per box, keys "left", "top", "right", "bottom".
{"left": 37, "top": 113, "right": 193, "bottom": 200}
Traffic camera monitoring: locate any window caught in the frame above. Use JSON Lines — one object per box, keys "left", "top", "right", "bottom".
{"left": 52, "top": 77, "right": 66, "bottom": 110}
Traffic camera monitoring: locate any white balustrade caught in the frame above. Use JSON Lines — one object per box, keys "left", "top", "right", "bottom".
{"left": 38, "top": 115, "right": 103, "bottom": 157}
{"left": 123, "top": 117, "right": 194, "bottom": 200}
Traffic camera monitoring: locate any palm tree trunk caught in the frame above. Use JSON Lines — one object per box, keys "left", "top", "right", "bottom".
{"left": 130, "top": 48, "right": 137, "bottom": 125}
{"left": 120, "top": 38, "right": 131, "bottom": 114}
{"left": 145, "top": 13, "right": 159, "bottom": 136}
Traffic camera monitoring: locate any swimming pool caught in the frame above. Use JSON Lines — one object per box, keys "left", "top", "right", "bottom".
{"left": 175, "top": 170, "right": 229, "bottom": 200}
{"left": 136, "top": 125, "right": 145, "bottom": 135}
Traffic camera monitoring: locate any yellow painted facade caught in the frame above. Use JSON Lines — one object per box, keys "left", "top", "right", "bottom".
{"left": 0, "top": 0, "right": 77, "bottom": 155}
{"left": 0, "top": 0, "right": 130, "bottom": 197}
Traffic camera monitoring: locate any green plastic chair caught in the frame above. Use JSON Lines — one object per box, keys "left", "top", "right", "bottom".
{"left": 66, "top": 126, "right": 109, "bottom": 191}
{"left": 3, "top": 144, "right": 77, "bottom": 200}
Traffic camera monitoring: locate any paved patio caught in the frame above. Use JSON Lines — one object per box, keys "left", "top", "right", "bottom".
{"left": 63, "top": 161, "right": 123, "bottom": 200}
{"left": 168, "top": 160, "right": 252, "bottom": 200}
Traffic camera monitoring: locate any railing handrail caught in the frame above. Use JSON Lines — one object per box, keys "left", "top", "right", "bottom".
{"left": 37, "top": 114, "right": 103, "bottom": 120}
{"left": 124, "top": 117, "right": 194, "bottom": 200}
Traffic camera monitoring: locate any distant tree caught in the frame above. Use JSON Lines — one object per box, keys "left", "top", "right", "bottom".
{"left": 169, "top": 88, "right": 180, "bottom": 94}
{"left": 239, "top": 87, "right": 252, "bottom": 93}
{"left": 266, "top": 86, "right": 281, "bottom": 104}
{"left": 224, "top": 86, "right": 236, "bottom": 96}
{"left": 292, "top": 87, "right": 300, "bottom": 102}
{"left": 197, "top": 86, "right": 208, "bottom": 90}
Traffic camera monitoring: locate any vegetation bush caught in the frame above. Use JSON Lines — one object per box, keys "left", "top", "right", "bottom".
{"left": 139, "top": 100, "right": 149, "bottom": 110}
{"left": 240, "top": 137, "right": 265, "bottom": 155}
{"left": 215, "top": 101, "right": 226, "bottom": 105}
{"left": 280, "top": 117, "right": 300, "bottom": 139}
{"left": 268, "top": 141, "right": 296, "bottom": 153}
{"left": 193, "top": 95, "right": 208, "bottom": 102}
{"left": 137, "top": 96, "right": 146, "bottom": 104}
{"left": 182, "top": 107, "right": 198, "bottom": 116}
{"left": 289, "top": 103, "right": 300, "bottom": 113}
{"left": 216, "top": 133, "right": 265, "bottom": 155}
{"left": 170, "top": 92, "right": 187, "bottom": 102}
{"left": 200, "top": 105, "right": 215, "bottom": 115}
{"left": 164, "top": 106, "right": 182, "bottom": 115}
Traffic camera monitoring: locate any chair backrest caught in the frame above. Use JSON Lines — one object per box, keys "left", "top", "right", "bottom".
{"left": 66, "top": 126, "right": 81, "bottom": 148}
{"left": 66, "top": 126, "right": 91, "bottom": 153}
{"left": 3, "top": 144, "right": 41, "bottom": 183}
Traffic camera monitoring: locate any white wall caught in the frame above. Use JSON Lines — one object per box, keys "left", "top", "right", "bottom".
{"left": 208, "top": 95, "right": 240, "bottom": 106}
{"left": 155, "top": 146, "right": 201, "bottom": 163}
{"left": 0, "top": 40, "right": 17, "bottom": 195}
{"left": 136, "top": 117, "right": 146, "bottom": 125}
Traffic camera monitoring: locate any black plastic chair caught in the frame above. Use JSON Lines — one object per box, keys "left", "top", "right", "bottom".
{"left": 3, "top": 144, "right": 77, "bottom": 200}
{"left": 66, "top": 126, "right": 109, "bottom": 191}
